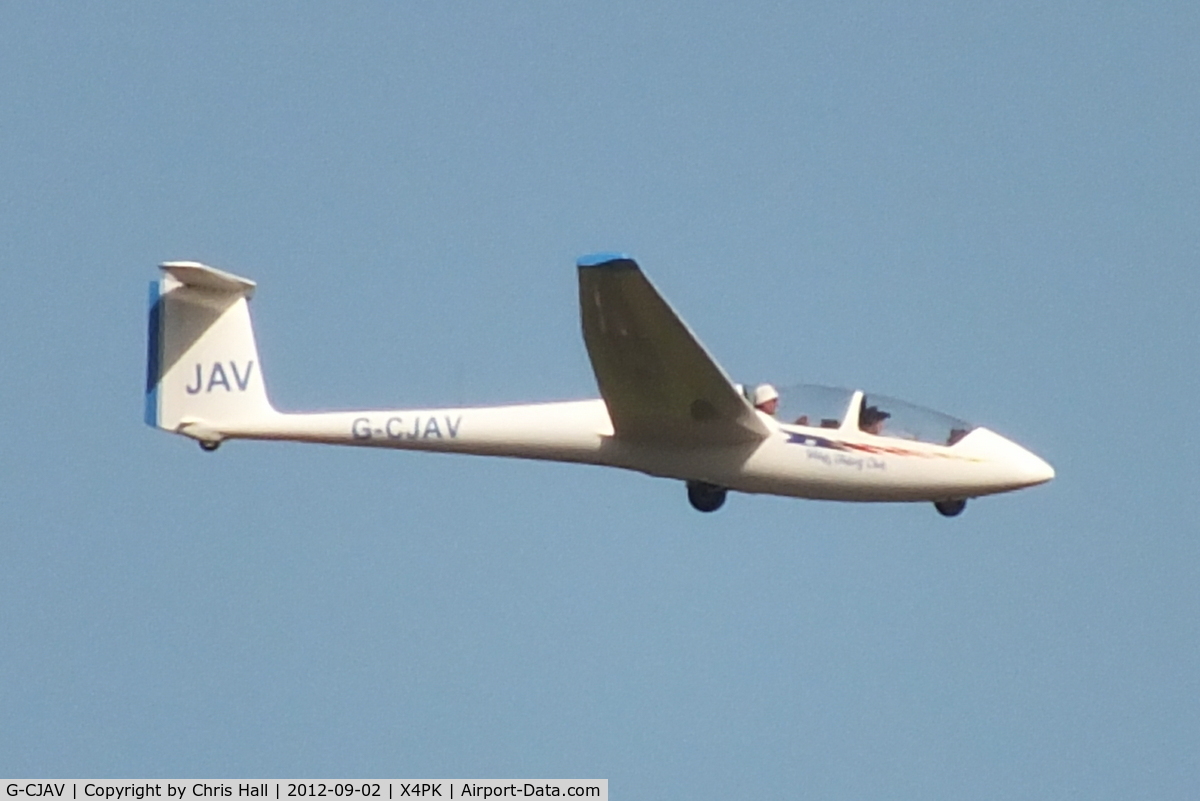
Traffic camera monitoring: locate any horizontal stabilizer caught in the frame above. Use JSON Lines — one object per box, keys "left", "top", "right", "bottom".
{"left": 160, "top": 261, "right": 257, "bottom": 298}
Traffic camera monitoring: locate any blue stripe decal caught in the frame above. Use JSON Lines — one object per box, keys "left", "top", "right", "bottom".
{"left": 144, "top": 280, "right": 162, "bottom": 427}
{"left": 785, "top": 431, "right": 850, "bottom": 451}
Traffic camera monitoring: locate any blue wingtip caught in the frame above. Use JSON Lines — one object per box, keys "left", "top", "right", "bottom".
{"left": 577, "top": 252, "right": 636, "bottom": 269}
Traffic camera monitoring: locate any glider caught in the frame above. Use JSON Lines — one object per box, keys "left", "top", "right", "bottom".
{"left": 144, "top": 254, "right": 1053, "bottom": 515}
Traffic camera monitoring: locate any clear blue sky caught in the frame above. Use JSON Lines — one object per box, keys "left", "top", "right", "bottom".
{"left": 2, "top": 3, "right": 1197, "bottom": 797}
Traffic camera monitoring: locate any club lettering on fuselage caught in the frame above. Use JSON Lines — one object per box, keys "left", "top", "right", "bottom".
{"left": 185, "top": 362, "right": 255, "bottom": 394}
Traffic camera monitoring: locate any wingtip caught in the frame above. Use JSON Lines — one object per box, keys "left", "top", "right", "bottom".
{"left": 577, "top": 252, "right": 638, "bottom": 270}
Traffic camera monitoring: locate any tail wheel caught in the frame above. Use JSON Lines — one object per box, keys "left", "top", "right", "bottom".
{"left": 687, "top": 481, "right": 727, "bottom": 513}
{"left": 934, "top": 499, "right": 966, "bottom": 517}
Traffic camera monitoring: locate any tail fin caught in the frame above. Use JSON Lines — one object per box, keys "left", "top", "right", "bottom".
{"left": 145, "top": 262, "right": 277, "bottom": 445}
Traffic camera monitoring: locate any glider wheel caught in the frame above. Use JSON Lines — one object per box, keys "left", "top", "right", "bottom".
{"left": 199, "top": 440, "right": 221, "bottom": 452}
{"left": 687, "top": 481, "right": 727, "bottom": 513}
{"left": 934, "top": 499, "right": 967, "bottom": 517}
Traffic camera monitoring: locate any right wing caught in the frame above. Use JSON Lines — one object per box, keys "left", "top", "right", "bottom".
{"left": 578, "top": 254, "right": 769, "bottom": 446}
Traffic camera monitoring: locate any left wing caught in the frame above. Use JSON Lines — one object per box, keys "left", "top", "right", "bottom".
{"left": 578, "top": 254, "right": 769, "bottom": 446}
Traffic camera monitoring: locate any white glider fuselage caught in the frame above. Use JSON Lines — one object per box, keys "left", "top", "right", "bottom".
{"left": 193, "top": 398, "right": 1051, "bottom": 504}
{"left": 147, "top": 257, "right": 1053, "bottom": 512}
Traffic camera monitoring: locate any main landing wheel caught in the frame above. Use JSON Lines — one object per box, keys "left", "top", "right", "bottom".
{"left": 934, "top": 499, "right": 967, "bottom": 517}
{"left": 687, "top": 481, "right": 727, "bottom": 513}
{"left": 199, "top": 440, "right": 221, "bottom": 452}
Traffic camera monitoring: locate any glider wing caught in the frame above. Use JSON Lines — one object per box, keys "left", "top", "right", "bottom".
{"left": 578, "top": 254, "right": 769, "bottom": 446}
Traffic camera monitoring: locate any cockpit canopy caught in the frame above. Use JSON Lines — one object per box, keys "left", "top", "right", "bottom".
{"left": 749, "top": 383, "right": 975, "bottom": 447}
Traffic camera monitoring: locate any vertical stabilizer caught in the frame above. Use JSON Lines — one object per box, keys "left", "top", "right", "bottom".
{"left": 145, "top": 262, "right": 276, "bottom": 445}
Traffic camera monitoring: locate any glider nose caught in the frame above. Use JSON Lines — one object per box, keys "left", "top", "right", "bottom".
{"left": 961, "top": 428, "right": 1055, "bottom": 490}
{"left": 1015, "top": 445, "right": 1055, "bottom": 486}
{"left": 993, "top": 431, "right": 1055, "bottom": 487}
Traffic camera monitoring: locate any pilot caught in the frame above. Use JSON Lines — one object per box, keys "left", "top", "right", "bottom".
{"left": 860, "top": 404, "right": 891, "bottom": 435}
{"left": 753, "top": 384, "right": 780, "bottom": 416}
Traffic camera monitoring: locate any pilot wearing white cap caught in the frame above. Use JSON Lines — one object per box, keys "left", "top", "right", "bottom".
{"left": 753, "top": 383, "right": 780, "bottom": 416}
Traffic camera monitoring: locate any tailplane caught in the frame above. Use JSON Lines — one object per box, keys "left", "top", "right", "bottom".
{"left": 145, "top": 262, "right": 277, "bottom": 446}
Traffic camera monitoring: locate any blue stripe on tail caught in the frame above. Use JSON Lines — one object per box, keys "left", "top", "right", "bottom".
{"left": 144, "top": 280, "right": 162, "bottom": 427}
